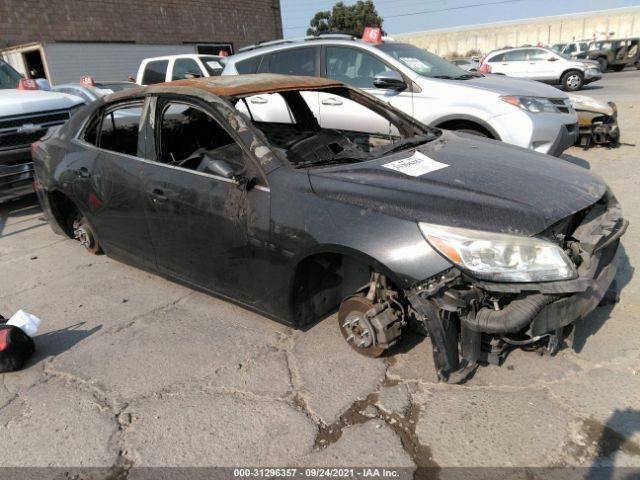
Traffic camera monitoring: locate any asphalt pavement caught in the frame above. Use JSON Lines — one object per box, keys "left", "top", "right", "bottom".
{"left": 0, "top": 72, "right": 639, "bottom": 477}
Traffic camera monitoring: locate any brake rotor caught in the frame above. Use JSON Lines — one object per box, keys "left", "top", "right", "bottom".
{"left": 338, "top": 295, "right": 385, "bottom": 358}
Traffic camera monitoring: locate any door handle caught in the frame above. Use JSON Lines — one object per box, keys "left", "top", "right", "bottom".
{"left": 150, "top": 188, "right": 167, "bottom": 203}
{"left": 77, "top": 167, "right": 91, "bottom": 178}
{"left": 321, "top": 97, "right": 343, "bottom": 106}
{"left": 250, "top": 96, "right": 268, "bottom": 104}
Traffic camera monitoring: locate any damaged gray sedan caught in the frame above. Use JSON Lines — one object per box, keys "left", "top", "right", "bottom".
{"left": 32, "top": 74, "right": 627, "bottom": 383}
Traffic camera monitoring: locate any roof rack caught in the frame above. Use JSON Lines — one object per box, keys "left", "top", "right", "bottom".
{"left": 238, "top": 33, "right": 357, "bottom": 53}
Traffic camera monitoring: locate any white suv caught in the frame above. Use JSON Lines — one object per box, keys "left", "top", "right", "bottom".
{"left": 136, "top": 54, "right": 224, "bottom": 85}
{"left": 480, "top": 47, "right": 601, "bottom": 91}
{"left": 222, "top": 37, "right": 579, "bottom": 156}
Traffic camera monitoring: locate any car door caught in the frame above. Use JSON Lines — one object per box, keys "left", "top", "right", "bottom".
{"left": 244, "top": 46, "right": 321, "bottom": 123}
{"left": 525, "top": 48, "right": 558, "bottom": 80}
{"left": 319, "top": 46, "right": 411, "bottom": 134}
{"left": 494, "top": 49, "right": 528, "bottom": 76}
{"left": 141, "top": 97, "right": 271, "bottom": 302}
{"left": 77, "top": 100, "right": 155, "bottom": 267}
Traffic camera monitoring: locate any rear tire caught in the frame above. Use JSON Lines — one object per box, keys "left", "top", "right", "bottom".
{"left": 597, "top": 57, "right": 608, "bottom": 72}
{"left": 562, "top": 70, "right": 584, "bottom": 91}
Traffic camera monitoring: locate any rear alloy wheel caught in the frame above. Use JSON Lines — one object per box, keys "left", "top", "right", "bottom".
{"left": 73, "top": 217, "right": 102, "bottom": 255}
{"left": 562, "top": 71, "right": 584, "bottom": 91}
{"left": 338, "top": 295, "right": 386, "bottom": 358}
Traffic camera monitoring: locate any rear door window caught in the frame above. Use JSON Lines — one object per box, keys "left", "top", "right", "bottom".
{"left": 98, "top": 104, "right": 144, "bottom": 156}
{"left": 267, "top": 47, "right": 317, "bottom": 76}
{"left": 172, "top": 58, "right": 202, "bottom": 80}
{"left": 503, "top": 50, "right": 526, "bottom": 61}
{"left": 526, "top": 49, "right": 550, "bottom": 61}
{"left": 487, "top": 53, "right": 503, "bottom": 62}
{"left": 142, "top": 60, "right": 169, "bottom": 84}
{"left": 235, "top": 56, "right": 263, "bottom": 74}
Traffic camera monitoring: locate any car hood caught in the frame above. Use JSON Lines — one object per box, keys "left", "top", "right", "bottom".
{"left": 308, "top": 131, "right": 606, "bottom": 236}
{"left": 442, "top": 74, "right": 569, "bottom": 98}
{"left": 569, "top": 93, "right": 615, "bottom": 116}
{"left": 0, "top": 89, "right": 83, "bottom": 116}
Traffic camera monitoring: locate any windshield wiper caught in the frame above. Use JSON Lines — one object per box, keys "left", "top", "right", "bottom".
{"left": 453, "top": 74, "right": 476, "bottom": 79}
{"left": 294, "top": 157, "right": 366, "bottom": 169}
{"left": 432, "top": 75, "right": 454, "bottom": 79}
{"left": 382, "top": 134, "right": 434, "bottom": 155}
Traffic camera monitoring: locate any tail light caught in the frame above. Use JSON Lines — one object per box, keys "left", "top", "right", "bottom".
{"left": 478, "top": 62, "right": 492, "bottom": 73}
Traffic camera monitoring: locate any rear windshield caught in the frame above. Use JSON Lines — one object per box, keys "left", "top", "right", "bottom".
{"left": 0, "top": 60, "right": 22, "bottom": 89}
{"left": 376, "top": 43, "right": 468, "bottom": 78}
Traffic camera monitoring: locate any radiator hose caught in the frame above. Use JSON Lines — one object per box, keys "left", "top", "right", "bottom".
{"left": 462, "top": 294, "right": 560, "bottom": 334}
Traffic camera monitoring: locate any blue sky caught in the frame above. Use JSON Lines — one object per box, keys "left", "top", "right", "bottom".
{"left": 280, "top": 0, "right": 640, "bottom": 36}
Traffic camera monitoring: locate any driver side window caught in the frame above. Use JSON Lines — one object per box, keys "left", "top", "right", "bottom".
{"left": 158, "top": 102, "right": 247, "bottom": 176}
{"left": 326, "top": 47, "right": 394, "bottom": 89}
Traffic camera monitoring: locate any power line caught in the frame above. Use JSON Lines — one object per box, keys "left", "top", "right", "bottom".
{"left": 384, "top": 0, "right": 525, "bottom": 19}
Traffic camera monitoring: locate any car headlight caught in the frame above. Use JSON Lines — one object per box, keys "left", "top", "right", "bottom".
{"left": 500, "top": 95, "right": 563, "bottom": 113}
{"left": 419, "top": 223, "right": 577, "bottom": 282}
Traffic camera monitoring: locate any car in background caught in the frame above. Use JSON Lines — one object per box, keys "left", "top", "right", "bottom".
{"left": 52, "top": 79, "right": 138, "bottom": 103}
{"left": 0, "top": 59, "right": 84, "bottom": 202}
{"left": 222, "top": 36, "right": 579, "bottom": 157}
{"left": 479, "top": 46, "right": 601, "bottom": 91}
{"left": 585, "top": 38, "right": 640, "bottom": 72}
{"left": 135, "top": 54, "right": 224, "bottom": 85}
{"left": 450, "top": 58, "right": 479, "bottom": 71}
{"left": 32, "top": 74, "right": 626, "bottom": 383}
{"left": 550, "top": 41, "right": 591, "bottom": 60}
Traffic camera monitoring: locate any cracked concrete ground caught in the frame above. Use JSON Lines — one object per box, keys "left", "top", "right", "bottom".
{"left": 1, "top": 72, "right": 639, "bottom": 475}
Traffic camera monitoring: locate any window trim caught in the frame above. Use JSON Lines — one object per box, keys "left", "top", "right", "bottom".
{"left": 152, "top": 95, "right": 270, "bottom": 188}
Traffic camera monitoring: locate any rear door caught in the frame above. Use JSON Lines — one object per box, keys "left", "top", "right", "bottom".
{"left": 76, "top": 100, "right": 155, "bottom": 266}
{"left": 247, "top": 46, "right": 320, "bottom": 122}
{"left": 493, "top": 49, "right": 528, "bottom": 76}
{"left": 141, "top": 97, "right": 271, "bottom": 301}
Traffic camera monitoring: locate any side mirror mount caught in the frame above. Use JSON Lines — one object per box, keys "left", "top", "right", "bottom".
{"left": 373, "top": 70, "right": 407, "bottom": 91}
{"left": 548, "top": 57, "right": 559, "bottom": 62}
{"left": 202, "top": 158, "right": 236, "bottom": 179}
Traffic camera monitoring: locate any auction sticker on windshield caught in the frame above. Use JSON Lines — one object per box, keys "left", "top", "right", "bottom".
{"left": 382, "top": 151, "right": 449, "bottom": 177}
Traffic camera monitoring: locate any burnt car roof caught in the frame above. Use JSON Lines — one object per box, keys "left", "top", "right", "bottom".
{"left": 159, "top": 74, "right": 345, "bottom": 98}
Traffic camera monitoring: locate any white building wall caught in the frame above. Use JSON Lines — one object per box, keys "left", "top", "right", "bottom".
{"left": 394, "top": 6, "right": 640, "bottom": 57}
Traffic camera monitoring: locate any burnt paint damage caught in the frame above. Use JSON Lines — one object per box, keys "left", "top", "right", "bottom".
{"left": 569, "top": 94, "right": 621, "bottom": 148}
{"left": 32, "top": 74, "right": 626, "bottom": 383}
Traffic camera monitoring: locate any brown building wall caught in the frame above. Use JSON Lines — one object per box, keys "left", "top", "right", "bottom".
{"left": 0, "top": 0, "right": 283, "bottom": 50}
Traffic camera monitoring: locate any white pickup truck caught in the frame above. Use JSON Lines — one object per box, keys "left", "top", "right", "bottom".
{"left": 0, "top": 59, "right": 84, "bottom": 202}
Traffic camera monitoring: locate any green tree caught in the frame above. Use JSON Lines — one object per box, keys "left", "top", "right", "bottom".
{"left": 307, "top": 1, "right": 383, "bottom": 37}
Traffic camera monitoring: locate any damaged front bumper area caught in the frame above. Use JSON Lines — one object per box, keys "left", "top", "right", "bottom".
{"left": 406, "top": 197, "right": 627, "bottom": 383}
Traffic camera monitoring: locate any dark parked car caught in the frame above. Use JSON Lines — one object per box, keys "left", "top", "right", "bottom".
{"left": 33, "top": 74, "right": 627, "bottom": 383}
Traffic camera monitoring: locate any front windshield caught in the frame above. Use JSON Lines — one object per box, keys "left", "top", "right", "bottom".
{"left": 0, "top": 60, "right": 22, "bottom": 89}
{"left": 376, "top": 43, "right": 471, "bottom": 78}
{"left": 233, "top": 86, "right": 440, "bottom": 169}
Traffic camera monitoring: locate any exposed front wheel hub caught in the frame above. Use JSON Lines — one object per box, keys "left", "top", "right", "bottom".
{"left": 338, "top": 296, "right": 386, "bottom": 357}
